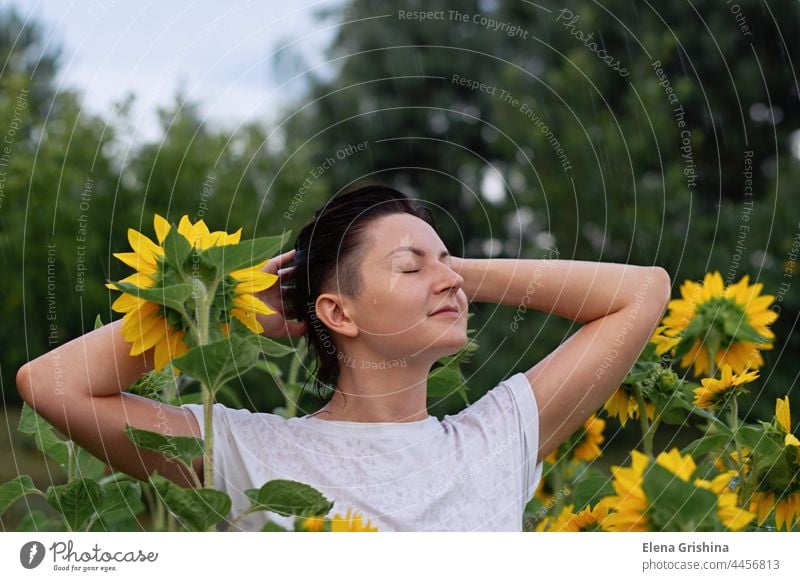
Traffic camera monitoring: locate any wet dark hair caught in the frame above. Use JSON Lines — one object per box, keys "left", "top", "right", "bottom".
{"left": 288, "top": 180, "right": 436, "bottom": 400}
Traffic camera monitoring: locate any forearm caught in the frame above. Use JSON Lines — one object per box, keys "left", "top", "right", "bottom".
{"left": 17, "top": 318, "right": 154, "bottom": 400}
{"left": 451, "top": 257, "right": 667, "bottom": 324}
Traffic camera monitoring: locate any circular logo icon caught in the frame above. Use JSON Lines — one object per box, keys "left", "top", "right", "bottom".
{"left": 20, "top": 541, "right": 46, "bottom": 569}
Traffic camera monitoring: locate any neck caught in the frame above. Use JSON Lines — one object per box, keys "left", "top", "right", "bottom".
{"left": 312, "top": 351, "right": 434, "bottom": 423}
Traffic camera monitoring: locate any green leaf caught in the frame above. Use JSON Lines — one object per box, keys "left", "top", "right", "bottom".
{"left": 172, "top": 333, "right": 261, "bottom": 392}
{"left": 149, "top": 473, "right": 231, "bottom": 531}
{"left": 124, "top": 425, "right": 204, "bottom": 470}
{"left": 642, "top": 463, "right": 720, "bottom": 531}
{"left": 675, "top": 399, "right": 733, "bottom": 436}
{"left": 18, "top": 403, "right": 69, "bottom": 465}
{"left": 17, "top": 509, "right": 65, "bottom": 532}
{"left": 129, "top": 366, "right": 181, "bottom": 401}
{"left": 426, "top": 364, "right": 469, "bottom": 404}
{"left": 18, "top": 401, "right": 51, "bottom": 434}
{"left": 202, "top": 232, "right": 290, "bottom": 275}
{"left": 681, "top": 434, "right": 731, "bottom": 458}
{"left": 261, "top": 520, "right": 289, "bottom": 532}
{"left": 246, "top": 334, "right": 296, "bottom": 357}
{"left": 226, "top": 305, "right": 295, "bottom": 358}
{"left": 244, "top": 479, "right": 333, "bottom": 518}
{"left": 723, "top": 315, "right": 763, "bottom": 343}
{"left": 737, "top": 426, "right": 783, "bottom": 474}
{"left": 46, "top": 478, "right": 107, "bottom": 531}
{"left": 0, "top": 476, "right": 40, "bottom": 515}
{"left": 163, "top": 226, "right": 193, "bottom": 272}
{"left": 652, "top": 392, "right": 691, "bottom": 425}
{"left": 254, "top": 359, "right": 284, "bottom": 379}
{"left": 110, "top": 281, "right": 193, "bottom": 312}
{"left": 571, "top": 470, "right": 614, "bottom": 511}
{"left": 94, "top": 314, "right": 104, "bottom": 330}
{"left": 75, "top": 446, "right": 108, "bottom": 480}
{"left": 98, "top": 480, "right": 144, "bottom": 518}
{"left": 215, "top": 383, "right": 245, "bottom": 409}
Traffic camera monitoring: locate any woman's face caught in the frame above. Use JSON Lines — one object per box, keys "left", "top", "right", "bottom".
{"left": 333, "top": 212, "right": 469, "bottom": 362}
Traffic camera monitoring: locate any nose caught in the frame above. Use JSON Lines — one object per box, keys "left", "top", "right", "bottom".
{"left": 435, "top": 261, "right": 465, "bottom": 294}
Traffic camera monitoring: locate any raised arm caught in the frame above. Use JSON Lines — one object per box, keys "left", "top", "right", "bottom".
{"left": 15, "top": 318, "right": 203, "bottom": 487}
{"left": 451, "top": 256, "right": 671, "bottom": 460}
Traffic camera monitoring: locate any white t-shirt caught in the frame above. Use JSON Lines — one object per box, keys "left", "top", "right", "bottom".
{"left": 181, "top": 371, "right": 543, "bottom": 531}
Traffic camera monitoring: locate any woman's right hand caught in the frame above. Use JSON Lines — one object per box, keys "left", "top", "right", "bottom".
{"left": 252, "top": 248, "right": 307, "bottom": 338}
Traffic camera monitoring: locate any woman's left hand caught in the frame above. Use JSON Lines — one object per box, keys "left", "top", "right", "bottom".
{"left": 252, "top": 248, "right": 307, "bottom": 338}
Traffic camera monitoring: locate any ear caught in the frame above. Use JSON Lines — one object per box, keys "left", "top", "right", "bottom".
{"left": 315, "top": 293, "right": 359, "bottom": 338}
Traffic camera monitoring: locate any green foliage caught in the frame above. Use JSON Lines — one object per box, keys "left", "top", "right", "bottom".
{"left": 149, "top": 473, "right": 231, "bottom": 532}
{"left": 243, "top": 479, "right": 334, "bottom": 518}
{"left": 642, "top": 463, "right": 720, "bottom": 532}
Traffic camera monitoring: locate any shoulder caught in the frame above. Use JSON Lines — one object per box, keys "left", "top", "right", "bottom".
{"left": 444, "top": 372, "right": 536, "bottom": 426}
{"left": 179, "top": 402, "right": 288, "bottom": 441}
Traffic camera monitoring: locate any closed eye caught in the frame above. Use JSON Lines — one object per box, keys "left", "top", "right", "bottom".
{"left": 402, "top": 269, "right": 420, "bottom": 273}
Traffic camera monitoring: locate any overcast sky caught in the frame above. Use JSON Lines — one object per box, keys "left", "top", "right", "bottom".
{"left": 7, "top": 0, "right": 342, "bottom": 142}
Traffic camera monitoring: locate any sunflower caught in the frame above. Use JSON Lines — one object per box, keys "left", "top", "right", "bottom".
{"left": 776, "top": 396, "right": 800, "bottom": 450}
{"left": 299, "top": 515, "right": 326, "bottom": 532}
{"left": 573, "top": 415, "right": 606, "bottom": 462}
{"left": 106, "top": 214, "right": 278, "bottom": 374}
{"left": 537, "top": 502, "right": 611, "bottom": 532}
{"left": 650, "top": 325, "right": 681, "bottom": 356}
{"left": 660, "top": 272, "right": 777, "bottom": 378}
{"left": 747, "top": 491, "right": 800, "bottom": 531}
{"left": 603, "top": 386, "right": 655, "bottom": 427}
{"left": 602, "top": 450, "right": 650, "bottom": 532}
{"left": 533, "top": 472, "right": 555, "bottom": 506}
{"left": 694, "top": 470, "right": 755, "bottom": 531}
{"left": 713, "top": 447, "right": 751, "bottom": 475}
{"left": 603, "top": 449, "right": 755, "bottom": 531}
{"left": 738, "top": 398, "right": 800, "bottom": 531}
{"left": 692, "top": 363, "right": 760, "bottom": 409}
{"left": 330, "top": 508, "right": 379, "bottom": 532}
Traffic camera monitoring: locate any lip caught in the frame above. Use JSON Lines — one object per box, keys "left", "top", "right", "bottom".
{"left": 429, "top": 306, "right": 460, "bottom": 317}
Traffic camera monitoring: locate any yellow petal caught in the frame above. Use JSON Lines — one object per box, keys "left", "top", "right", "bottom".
{"left": 153, "top": 214, "right": 171, "bottom": 244}
{"left": 785, "top": 433, "right": 800, "bottom": 448}
{"left": 129, "top": 319, "right": 167, "bottom": 356}
{"left": 231, "top": 307, "right": 264, "bottom": 335}
{"left": 776, "top": 396, "right": 792, "bottom": 433}
{"left": 234, "top": 271, "right": 278, "bottom": 294}
{"left": 113, "top": 251, "right": 157, "bottom": 275}
{"left": 121, "top": 303, "right": 161, "bottom": 339}
{"left": 111, "top": 292, "right": 146, "bottom": 314}
{"left": 127, "top": 228, "right": 163, "bottom": 263}
{"left": 230, "top": 259, "right": 269, "bottom": 279}
{"left": 178, "top": 215, "right": 194, "bottom": 241}
{"left": 225, "top": 228, "right": 243, "bottom": 245}
{"left": 775, "top": 499, "right": 787, "bottom": 530}
{"left": 234, "top": 293, "right": 276, "bottom": 316}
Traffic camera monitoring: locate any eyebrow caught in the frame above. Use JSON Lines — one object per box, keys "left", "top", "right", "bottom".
{"left": 385, "top": 246, "right": 451, "bottom": 260}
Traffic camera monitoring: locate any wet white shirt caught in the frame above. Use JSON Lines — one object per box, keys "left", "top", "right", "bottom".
{"left": 181, "top": 371, "right": 543, "bottom": 531}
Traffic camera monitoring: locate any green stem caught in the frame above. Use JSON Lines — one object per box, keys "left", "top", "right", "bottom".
{"left": 707, "top": 345, "right": 718, "bottom": 380}
{"left": 284, "top": 339, "right": 307, "bottom": 419}
{"left": 202, "top": 382, "right": 214, "bottom": 491}
{"left": 728, "top": 396, "right": 747, "bottom": 506}
{"left": 190, "top": 282, "right": 216, "bottom": 493}
{"left": 225, "top": 509, "right": 254, "bottom": 532}
{"left": 633, "top": 383, "right": 654, "bottom": 458}
{"left": 66, "top": 440, "right": 76, "bottom": 482}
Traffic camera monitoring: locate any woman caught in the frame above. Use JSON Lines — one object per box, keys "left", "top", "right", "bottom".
{"left": 16, "top": 181, "right": 671, "bottom": 531}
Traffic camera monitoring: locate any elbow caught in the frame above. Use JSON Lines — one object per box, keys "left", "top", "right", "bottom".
{"left": 645, "top": 266, "right": 672, "bottom": 311}
{"left": 16, "top": 363, "right": 34, "bottom": 404}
